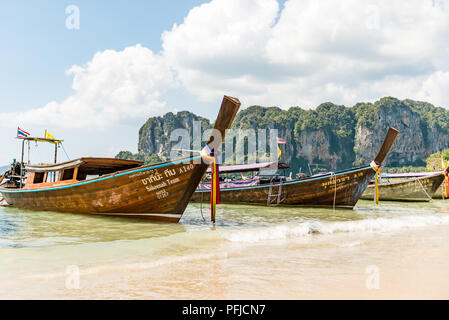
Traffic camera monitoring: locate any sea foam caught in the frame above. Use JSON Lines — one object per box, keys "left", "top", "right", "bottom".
{"left": 222, "top": 214, "right": 449, "bottom": 243}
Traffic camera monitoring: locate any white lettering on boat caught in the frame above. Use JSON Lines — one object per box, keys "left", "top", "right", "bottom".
{"left": 137, "top": 164, "right": 192, "bottom": 197}
{"left": 178, "top": 164, "right": 194, "bottom": 174}
{"left": 145, "top": 181, "right": 167, "bottom": 192}
{"left": 129, "top": 168, "right": 161, "bottom": 179}
{"left": 164, "top": 168, "right": 176, "bottom": 177}
{"left": 156, "top": 189, "right": 169, "bottom": 199}
{"left": 321, "top": 176, "right": 350, "bottom": 187}
{"left": 166, "top": 177, "right": 180, "bottom": 185}
{"left": 141, "top": 172, "right": 164, "bottom": 185}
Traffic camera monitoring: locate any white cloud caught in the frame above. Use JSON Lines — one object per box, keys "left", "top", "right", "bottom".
{"left": 414, "top": 71, "right": 449, "bottom": 105}
{"left": 3, "top": 0, "right": 449, "bottom": 132}
{"left": 162, "top": 0, "right": 280, "bottom": 102}
{"left": 0, "top": 45, "right": 176, "bottom": 129}
{"left": 162, "top": 0, "right": 449, "bottom": 108}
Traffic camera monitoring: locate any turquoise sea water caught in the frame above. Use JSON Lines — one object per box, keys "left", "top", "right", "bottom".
{"left": 1, "top": 200, "right": 449, "bottom": 299}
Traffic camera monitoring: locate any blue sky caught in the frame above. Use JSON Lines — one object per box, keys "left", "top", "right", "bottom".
{"left": 0, "top": 0, "right": 447, "bottom": 165}
{"left": 0, "top": 0, "right": 209, "bottom": 113}
{"left": 0, "top": 0, "right": 219, "bottom": 164}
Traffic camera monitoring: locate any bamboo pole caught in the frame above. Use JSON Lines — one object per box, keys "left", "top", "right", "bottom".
{"left": 54, "top": 143, "right": 58, "bottom": 181}
{"left": 375, "top": 174, "right": 379, "bottom": 204}
{"left": 20, "top": 139, "right": 25, "bottom": 188}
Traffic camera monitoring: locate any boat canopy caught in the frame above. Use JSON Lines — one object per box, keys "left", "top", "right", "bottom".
{"left": 16, "top": 136, "right": 63, "bottom": 144}
{"left": 25, "top": 157, "right": 143, "bottom": 175}
{"left": 206, "top": 161, "right": 289, "bottom": 174}
{"left": 381, "top": 172, "right": 441, "bottom": 179}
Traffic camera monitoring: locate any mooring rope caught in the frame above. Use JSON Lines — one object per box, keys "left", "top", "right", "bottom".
{"left": 200, "top": 145, "right": 220, "bottom": 223}
{"left": 60, "top": 142, "right": 70, "bottom": 161}
{"left": 416, "top": 178, "right": 433, "bottom": 201}
{"left": 330, "top": 172, "right": 337, "bottom": 212}
{"left": 200, "top": 188, "right": 205, "bottom": 222}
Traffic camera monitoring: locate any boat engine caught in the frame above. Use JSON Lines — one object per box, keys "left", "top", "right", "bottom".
{"left": 2, "top": 160, "right": 26, "bottom": 188}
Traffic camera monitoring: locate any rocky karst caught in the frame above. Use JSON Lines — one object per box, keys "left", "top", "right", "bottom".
{"left": 117, "top": 97, "right": 449, "bottom": 173}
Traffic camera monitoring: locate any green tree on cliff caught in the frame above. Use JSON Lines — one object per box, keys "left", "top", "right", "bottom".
{"left": 115, "top": 97, "right": 449, "bottom": 172}
{"left": 426, "top": 149, "right": 449, "bottom": 171}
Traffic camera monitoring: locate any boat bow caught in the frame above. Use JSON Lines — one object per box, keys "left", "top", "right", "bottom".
{"left": 173, "top": 96, "right": 241, "bottom": 213}
{"left": 373, "top": 127, "right": 400, "bottom": 166}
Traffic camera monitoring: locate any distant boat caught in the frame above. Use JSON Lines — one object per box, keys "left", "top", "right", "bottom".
{"left": 360, "top": 171, "right": 446, "bottom": 202}
{"left": 192, "top": 128, "right": 399, "bottom": 208}
{"left": 0, "top": 96, "right": 241, "bottom": 222}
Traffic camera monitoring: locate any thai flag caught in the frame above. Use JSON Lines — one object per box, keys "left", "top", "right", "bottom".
{"left": 17, "top": 127, "right": 30, "bottom": 137}
{"left": 276, "top": 137, "right": 286, "bottom": 144}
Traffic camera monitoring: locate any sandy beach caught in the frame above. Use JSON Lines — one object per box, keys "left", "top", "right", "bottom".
{"left": 1, "top": 200, "right": 449, "bottom": 299}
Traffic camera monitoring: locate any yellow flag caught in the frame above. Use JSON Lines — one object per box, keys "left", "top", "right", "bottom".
{"left": 43, "top": 130, "right": 61, "bottom": 144}
{"left": 45, "top": 130, "right": 56, "bottom": 140}
{"left": 277, "top": 146, "right": 282, "bottom": 159}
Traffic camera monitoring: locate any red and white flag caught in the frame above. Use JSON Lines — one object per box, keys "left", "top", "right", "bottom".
{"left": 276, "top": 137, "right": 286, "bottom": 144}
{"left": 17, "top": 127, "right": 30, "bottom": 137}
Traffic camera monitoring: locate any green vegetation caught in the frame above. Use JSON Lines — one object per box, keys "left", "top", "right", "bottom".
{"left": 405, "top": 99, "right": 449, "bottom": 133}
{"left": 295, "top": 102, "right": 355, "bottom": 138}
{"left": 382, "top": 166, "right": 429, "bottom": 173}
{"left": 117, "top": 96, "right": 449, "bottom": 173}
{"left": 388, "top": 148, "right": 449, "bottom": 173}
{"left": 232, "top": 102, "right": 356, "bottom": 168}
{"left": 426, "top": 149, "right": 449, "bottom": 171}
{"left": 353, "top": 97, "right": 417, "bottom": 129}
{"left": 115, "top": 151, "right": 164, "bottom": 165}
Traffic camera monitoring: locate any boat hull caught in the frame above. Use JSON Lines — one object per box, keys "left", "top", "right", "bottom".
{"left": 432, "top": 185, "right": 448, "bottom": 200}
{"left": 0, "top": 157, "right": 207, "bottom": 222}
{"left": 192, "top": 166, "right": 374, "bottom": 208}
{"left": 360, "top": 173, "right": 444, "bottom": 202}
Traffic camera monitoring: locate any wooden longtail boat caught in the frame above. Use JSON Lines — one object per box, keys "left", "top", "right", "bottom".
{"left": 192, "top": 128, "right": 399, "bottom": 208}
{"left": 360, "top": 171, "right": 446, "bottom": 202}
{"left": 0, "top": 96, "right": 241, "bottom": 222}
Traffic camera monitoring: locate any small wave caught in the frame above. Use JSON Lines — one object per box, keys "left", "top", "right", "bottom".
{"left": 337, "top": 240, "right": 363, "bottom": 248}
{"left": 0, "top": 243, "right": 26, "bottom": 248}
{"left": 25, "top": 251, "right": 229, "bottom": 280}
{"left": 223, "top": 214, "right": 449, "bottom": 243}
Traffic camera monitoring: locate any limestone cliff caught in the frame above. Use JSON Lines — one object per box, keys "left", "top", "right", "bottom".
{"left": 116, "top": 97, "right": 449, "bottom": 173}
{"left": 354, "top": 97, "right": 449, "bottom": 166}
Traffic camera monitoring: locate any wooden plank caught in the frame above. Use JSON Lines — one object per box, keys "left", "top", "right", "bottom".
{"left": 26, "top": 160, "right": 84, "bottom": 172}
